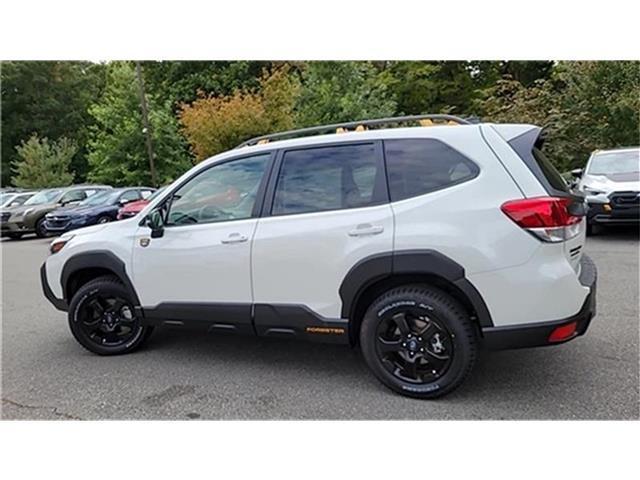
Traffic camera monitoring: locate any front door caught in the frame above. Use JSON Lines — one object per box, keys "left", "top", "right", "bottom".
{"left": 131, "top": 152, "right": 272, "bottom": 332}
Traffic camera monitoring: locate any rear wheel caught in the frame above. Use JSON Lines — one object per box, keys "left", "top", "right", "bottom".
{"left": 35, "top": 217, "right": 48, "bottom": 238}
{"left": 68, "top": 276, "right": 153, "bottom": 355}
{"left": 360, "top": 285, "right": 477, "bottom": 399}
{"left": 97, "top": 216, "right": 112, "bottom": 224}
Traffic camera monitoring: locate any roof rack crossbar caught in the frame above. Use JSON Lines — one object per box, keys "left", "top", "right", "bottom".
{"left": 236, "top": 114, "right": 472, "bottom": 148}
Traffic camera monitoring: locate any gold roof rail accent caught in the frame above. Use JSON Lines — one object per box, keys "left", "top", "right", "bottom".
{"left": 237, "top": 114, "right": 474, "bottom": 148}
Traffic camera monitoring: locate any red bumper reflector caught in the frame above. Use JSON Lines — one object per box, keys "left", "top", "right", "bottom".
{"left": 548, "top": 321, "right": 578, "bottom": 343}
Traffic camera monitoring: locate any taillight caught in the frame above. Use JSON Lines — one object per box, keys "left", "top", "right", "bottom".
{"left": 501, "top": 197, "right": 583, "bottom": 243}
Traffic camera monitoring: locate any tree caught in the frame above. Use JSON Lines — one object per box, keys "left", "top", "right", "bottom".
{"left": 12, "top": 135, "right": 75, "bottom": 188}
{"left": 179, "top": 67, "right": 300, "bottom": 161}
{"left": 1, "top": 61, "right": 105, "bottom": 185}
{"left": 475, "top": 61, "right": 640, "bottom": 171}
{"left": 295, "top": 61, "right": 396, "bottom": 127}
{"left": 86, "top": 62, "right": 192, "bottom": 186}
{"left": 142, "top": 61, "right": 271, "bottom": 110}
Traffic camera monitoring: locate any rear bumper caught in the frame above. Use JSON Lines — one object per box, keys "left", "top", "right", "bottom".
{"left": 482, "top": 254, "right": 597, "bottom": 350}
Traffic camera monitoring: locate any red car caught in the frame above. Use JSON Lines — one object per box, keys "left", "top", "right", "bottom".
{"left": 116, "top": 188, "right": 163, "bottom": 220}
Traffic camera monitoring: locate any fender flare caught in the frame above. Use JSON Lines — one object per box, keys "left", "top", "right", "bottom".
{"left": 338, "top": 249, "right": 493, "bottom": 328}
{"left": 61, "top": 250, "right": 141, "bottom": 307}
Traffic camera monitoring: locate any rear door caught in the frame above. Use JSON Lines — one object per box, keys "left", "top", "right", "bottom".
{"left": 251, "top": 141, "right": 393, "bottom": 335}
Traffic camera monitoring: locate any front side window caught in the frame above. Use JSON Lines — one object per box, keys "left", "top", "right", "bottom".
{"left": 384, "top": 139, "right": 479, "bottom": 201}
{"left": 60, "top": 189, "right": 87, "bottom": 203}
{"left": 272, "top": 143, "right": 380, "bottom": 216}
{"left": 167, "top": 153, "right": 270, "bottom": 226}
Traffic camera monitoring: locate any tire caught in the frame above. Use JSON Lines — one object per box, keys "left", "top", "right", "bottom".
{"left": 586, "top": 222, "right": 602, "bottom": 236}
{"left": 7, "top": 232, "right": 23, "bottom": 240}
{"left": 360, "top": 284, "right": 477, "bottom": 399}
{"left": 68, "top": 275, "right": 153, "bottom": 355}
{"left": 97, "top": 216, "right": 112, "bottom": 224}
{"left": 35, "top": 217, "right": 48, "bottom": 238}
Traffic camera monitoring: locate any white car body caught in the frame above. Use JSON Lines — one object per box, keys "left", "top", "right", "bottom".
{"left": 43, "top": 122, "right": 595, "bottom": 333}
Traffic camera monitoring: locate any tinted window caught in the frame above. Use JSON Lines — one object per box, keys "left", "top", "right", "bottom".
{"left": 532, "top": 147, "right": 569, "bottom": 192}
{"left": 272, "top": 143, "right": 379, "bottom": 215}
{"left": 167, "top": 153, "right": 270, "bottom": 225}
{"left": 384, "top": 139, "right": 479, "bottom": 201}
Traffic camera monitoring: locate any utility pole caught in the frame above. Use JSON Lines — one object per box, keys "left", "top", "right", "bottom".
{"left": 135, "top": 61, "right": 158, "bottom": 187}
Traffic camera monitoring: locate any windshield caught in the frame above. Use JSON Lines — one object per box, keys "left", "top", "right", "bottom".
{"left": 79, "top": 190, "right": 118, "bottom": 207}
{"left": 588, "top": 149, "right": 640, "bottom": 175}
{"left": 24, "top": 189, "right": 62, "bottom": 205}
{"left": 0, "top": 193, "right": 14, "bottom": 204}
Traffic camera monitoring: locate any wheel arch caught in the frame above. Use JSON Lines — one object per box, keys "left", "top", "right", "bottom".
{"left": 61, "top": 251, "right": 140, "bottom": 307}
{"left": 339, "top": 250, "right": 493, "bottom": 345}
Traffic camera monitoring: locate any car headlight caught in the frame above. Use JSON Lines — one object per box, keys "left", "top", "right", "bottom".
{"left": 583, "top": 186, "right": 605, "bottom": 195}
{"left": 50, "top": 234, "right": 74, "bottom": 254}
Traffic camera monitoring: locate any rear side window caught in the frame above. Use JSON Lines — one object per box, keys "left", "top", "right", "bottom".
{"left": 272, "top": 143, "right": 381, "bottom": 215}
{"left": 384, "top": 139, "right": 479, "bottom": 201}
{"left": 532, "top": 147, "right": 569, "bottom": 192}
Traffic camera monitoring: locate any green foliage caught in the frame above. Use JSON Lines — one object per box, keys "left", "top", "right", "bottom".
{"left": 12, "top": 135, "right": 75, "bottom": 188}
{"left": 179, "top": 67, "right": 300, "bottom": 161}
{"left": 2, "top": 60, "right": 637, "bottom": 186}
{"left": 142, "top": 61, "right": 271, "bottom": 109}
{"left": 475, "top": 61, "right": 640, "bottom": 171}
{"left": 295, "top": 61, "right": 396, "bottom": 127}
{"left": 86, "top": 62, "right": 192, "bottom": 186}
{"left": 0, "top": 61, "right": 106, "bottom": 185}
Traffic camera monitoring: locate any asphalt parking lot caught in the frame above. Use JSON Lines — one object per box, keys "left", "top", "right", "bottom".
{"left": 1, "top": 230, "right": 638, "bottom": 420}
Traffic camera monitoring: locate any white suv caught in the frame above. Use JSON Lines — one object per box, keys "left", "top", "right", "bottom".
{"left": 41, "top": 115, "right": 597, "bottom": 399}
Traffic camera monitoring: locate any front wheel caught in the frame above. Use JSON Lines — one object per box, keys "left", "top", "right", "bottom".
{"left": 68, "top": 276, "right": 153, "bottom": 355}
{"left": 360, "top": 285, "right": 478, "bottom": 399}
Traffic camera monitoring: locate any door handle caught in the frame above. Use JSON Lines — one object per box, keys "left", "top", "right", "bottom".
{"left": 221, "top": 233, "right": 248, "bottom": 244}
{"left": 348, "top": 224, "right": 384, "bottom": 237}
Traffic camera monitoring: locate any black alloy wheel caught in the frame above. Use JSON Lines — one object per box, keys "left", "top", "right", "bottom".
{"left": 360, "top": 285, "right": 477, "bottom": 399}
{"left": 68, "top": 276, "right": 153, "bottom": 355}
{"left": 375, "top": 308, "right": 453, "bottom": 384}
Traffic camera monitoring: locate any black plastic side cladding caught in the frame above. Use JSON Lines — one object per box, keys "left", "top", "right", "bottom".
{"left": 60, "top": 250, "right": 141, "bottom": 307}
{"left": 339, "top": 250, "right": 494, "bottom": 329}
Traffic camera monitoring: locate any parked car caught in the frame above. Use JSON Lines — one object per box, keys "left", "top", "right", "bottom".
{"left": 117, "top": 187, "right": 164, "bottom": 220}
{"left": 571, "top": 147, "right": 639, "bottom": 235}
{"left": 44, "top": 187, "right": 155, "bottom": 235}
{"left": 0, "top": 191, "right": 36, "bottom": 208}
{"left": 41, "top": 115, "right": 596, "bottom": 399}
{"left": 2, "top": 185, "right": 111, "bottom": 239}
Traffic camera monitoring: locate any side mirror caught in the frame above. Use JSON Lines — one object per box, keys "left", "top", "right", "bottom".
{"left": 571, "top": 168, "right": 583, "bottom": 179}
{"left": 146, "top": 209, "right": 165, "bottom": 238}
{"left": 9, "top": 201, "right": 20, "bottom": 207}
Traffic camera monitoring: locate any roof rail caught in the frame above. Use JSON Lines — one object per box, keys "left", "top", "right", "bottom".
{"left": 236, "top": 114, "right": 473, "bottom": 148}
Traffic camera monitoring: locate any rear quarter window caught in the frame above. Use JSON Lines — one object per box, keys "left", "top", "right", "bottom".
{"left": 384, "top": 139, "right": 479, "bottom": 201}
